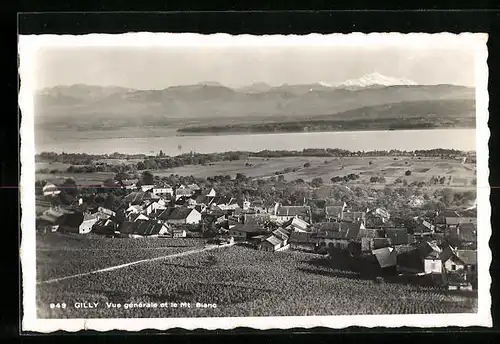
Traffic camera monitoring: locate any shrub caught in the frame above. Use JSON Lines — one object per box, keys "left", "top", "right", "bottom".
{"left": 405, "top": 170, "right": 412, "bottom": 176}
{"left": 303, "top": 162, "right": 311, "bottom": 168}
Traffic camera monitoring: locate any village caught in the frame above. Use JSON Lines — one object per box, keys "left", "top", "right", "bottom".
{"left": 36, "top": 170, "right": 478, "bottom": 292}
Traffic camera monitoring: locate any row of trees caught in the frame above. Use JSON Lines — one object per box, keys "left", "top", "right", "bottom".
{"left": 37, "top": 148, "right": 473, "bottom": 167}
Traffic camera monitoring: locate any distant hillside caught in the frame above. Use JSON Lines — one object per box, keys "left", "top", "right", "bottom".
{"left": 178, "top": 99, "right": 476, "bottom": 134}
{"left": 35, "top": 82, "right": 475, "bottom": 129}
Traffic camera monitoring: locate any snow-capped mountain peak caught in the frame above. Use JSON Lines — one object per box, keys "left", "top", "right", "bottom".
{"left": 338, "top": 72, "right": 418, "bottom": 87}
{"left": 317, "top": 81, "right": 335, "bottom": 87}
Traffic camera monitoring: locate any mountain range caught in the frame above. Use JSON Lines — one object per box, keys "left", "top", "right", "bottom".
{"left": 34, "top": 72, "right": 475, "bottom": 132}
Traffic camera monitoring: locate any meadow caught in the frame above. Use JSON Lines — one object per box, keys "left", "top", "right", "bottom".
{"left": 36, "top": 235, "right": 477, "bottom": 318}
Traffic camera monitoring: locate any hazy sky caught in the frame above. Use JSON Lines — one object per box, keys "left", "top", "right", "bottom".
{"left": 34, "top": 46, "right": 476, "bottom": 90}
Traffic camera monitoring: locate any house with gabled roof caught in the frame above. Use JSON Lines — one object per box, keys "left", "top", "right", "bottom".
{"left": 228, "top": 223, "right": 266, "bottom": 241}
{"left": 435, "top": 209, "right": 476, "bottom": 232}
{"left": 158, "top": 207, "right": 202, "bottom": 225}
{"left": 384, "top": 228, "right": 409, "bottom": 246}
{"left": 274, "top": 205, "right": 312, "bottom": 223}
{"left": 258, "top": 235, "right": 283, "bottom": 252}
{"left": 123, "top": 191, "right": 155, "bottom": 206}
{"left": 316, "top": 222, "right": 365, "bottom": 251}
{"left": 281, "top": 216, "right": 309, "bottom": 233}
{"left": 175, "top": 187, "right": 195, "bottom": 200}
{"left": 205, "top": 188, "right": 216, "bottom": 198}
{"left": 79, "top": 212, "right": 100, "bottom": 234}
{"left": 152, "top": 186, "right": 173, "bottom": 197}
{"left": 92, "top": 217, "right": 119, "bottom": 236}
{"left": 442, "top": 248, "right": 477, "bottom": 289}
{"left": 445, "top": 222, "right": 477, "bottom": 248}
{"left": 142, "top": 199, "right": 167, "bottom": 216}
{"left": 36, "top": 207, "right": 69, "bottom": 232}
{"left": 129, "top": 213, "right": 150, "bottom": 223}
{"left": 325, "top": 203, "right": 346, "bottom": 222}
{"left": 371, "top": 247, "right": 398, "bottom": 269}
{"left": 119, "top": 219, "right": 170, "bottom": 238}
{"left": 396, "top": 240, "right": 444, "bottom": 276}
{"left": 140, "top": 184, "right": 155, "bottom": 192}
{"left": 42, "top": 183, "right": 61, "bottom": 197}
{"left": 272, "top": 228, "right": 291, "bottom": 245}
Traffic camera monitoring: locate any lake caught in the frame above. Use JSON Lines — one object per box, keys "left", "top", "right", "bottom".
{"left": 35, "top": 128, "right": 476, "bottom": 155}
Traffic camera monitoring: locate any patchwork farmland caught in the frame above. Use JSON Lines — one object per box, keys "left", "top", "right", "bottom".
{"left": 37, "top": 155, "right": 476, "bottom": 188}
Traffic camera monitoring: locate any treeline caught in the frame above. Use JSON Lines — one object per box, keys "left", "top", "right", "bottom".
{"left": 36, "top": 152, "right": 148, "bottom": 165}
{"left": 37, "top": 148, "right": 473, "bottom": 163}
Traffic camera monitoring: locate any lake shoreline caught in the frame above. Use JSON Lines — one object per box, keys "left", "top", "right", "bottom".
{"left": 175, "top": 125, "right": 476, "bottom": 137}
{"left": 35, "top": 128, "right": 477, "bottom": 156}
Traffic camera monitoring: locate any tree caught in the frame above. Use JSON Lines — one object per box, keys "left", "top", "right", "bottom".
{"left": 311, "top": 177, "right": 324, "bottom": 188}
{"left": 114, "top": 172, "right": 129, "bottom": 182}
{"left": 62, "top": 178, "right": 78, "bottom": 197}
{"left": 136, "top": 161, "right": 146, "bottom": 170}
{"left": 141, "top": 171, "right": 155, "bottom": 185}
{"left": 405, "top": 170, "right": 412, "bottom": 176}
{"left": 235, "top": 173, "right": 247, "bottom": 181}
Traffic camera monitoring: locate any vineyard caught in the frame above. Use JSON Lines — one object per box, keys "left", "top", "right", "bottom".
{"left": 36, "top": 240, "right": 477, "bottom": 318}
{"left": 36, "top": 233, "right": 206, "bottom": 282}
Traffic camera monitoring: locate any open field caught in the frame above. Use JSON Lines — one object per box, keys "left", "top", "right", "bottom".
{"left": 36, "top": 235, "right": 477, "bottom": 318}
{"left": 35, "top": 172, "right": 116, "bottom": 186}
{"left": 153, "top": 156, "right": 476, "bottom": 186}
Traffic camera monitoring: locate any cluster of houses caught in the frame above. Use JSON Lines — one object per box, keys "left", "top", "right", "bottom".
{"left": 284, "top": 207, "right": 478, "bottom": 290}
{"left": 36, "top": 181, "right": 478, "bottom": 290}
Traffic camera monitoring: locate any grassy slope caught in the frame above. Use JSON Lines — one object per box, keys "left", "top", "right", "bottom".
{"left": 37, "top": 244, "right": 477, "bottom": 318}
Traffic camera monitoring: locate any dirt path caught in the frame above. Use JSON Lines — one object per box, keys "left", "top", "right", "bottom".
{"left": 37, "top": 243, "right": 235, "bottom": 285}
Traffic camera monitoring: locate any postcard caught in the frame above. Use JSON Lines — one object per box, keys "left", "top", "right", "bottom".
{"left": 19, "top": 32, "right": 491, "bottom": 332}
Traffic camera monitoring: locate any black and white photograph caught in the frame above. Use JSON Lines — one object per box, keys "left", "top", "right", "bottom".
{"left": 19, "top": 32, "right": 491, "bottom": 331}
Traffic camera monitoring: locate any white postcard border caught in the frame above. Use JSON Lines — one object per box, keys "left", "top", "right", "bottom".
{"left": 19, "top": 32, "right": 492, "bottom": 332}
